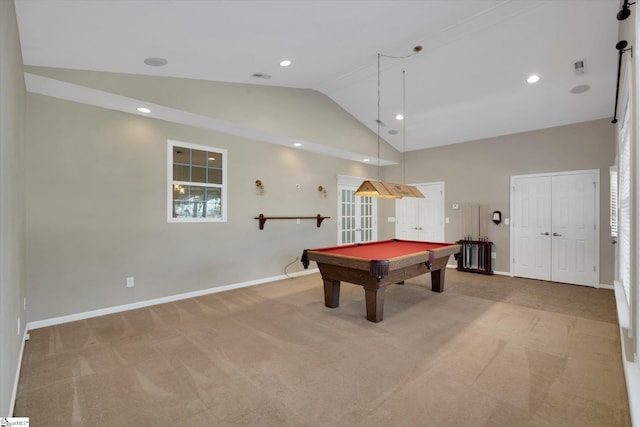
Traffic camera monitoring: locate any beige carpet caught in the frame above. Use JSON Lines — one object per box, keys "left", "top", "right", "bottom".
{"left": 15, "top": 269, "right": 630, "bottom": 426}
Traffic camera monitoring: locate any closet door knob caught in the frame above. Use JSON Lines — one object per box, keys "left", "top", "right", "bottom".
{"left": 552, "top": 232, "right": 562, "bottom": 237}
{"left": 540, "top": 232, "right": 550, "bottom": 236}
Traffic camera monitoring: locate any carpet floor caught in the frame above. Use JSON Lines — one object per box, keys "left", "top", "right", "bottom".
{"left": 14, "top": 269, "right": 630, "bottom": 426}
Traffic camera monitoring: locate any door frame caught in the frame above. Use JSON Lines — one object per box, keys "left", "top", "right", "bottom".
{"left": 509, "top": 169, "right": 600, "bottom": 286}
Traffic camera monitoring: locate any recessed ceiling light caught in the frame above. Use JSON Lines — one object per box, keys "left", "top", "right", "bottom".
{"left": 527, "top": 74, "right": 540, "bottom": 84}
{"left": 280, "top": 59, "right": 292, "bottom": 67}
{"left": 293, "top": 142, "right": 302, "bottom": 147}
{"left": 363, "top": 159, "right": 370, "bottom": 162}
{"left": 137, "top": 107, "right": 151, "bottom": 113}
{"left": 143, "top": 57, "right": 168, "bottom": 67}
{"left": 395, "top": 114, "right": 404, "bottom": 121}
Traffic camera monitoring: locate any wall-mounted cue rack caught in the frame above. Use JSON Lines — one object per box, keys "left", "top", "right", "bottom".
{"left": 456, "top": 238, "right": 493, "bottom": 275}
{"left": 254, "top": 213, "right": 330, "bottom": 230}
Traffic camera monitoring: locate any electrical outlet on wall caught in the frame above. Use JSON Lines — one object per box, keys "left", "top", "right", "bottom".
{"left": 126, "top": 277, "right": 135, "bottom": 288}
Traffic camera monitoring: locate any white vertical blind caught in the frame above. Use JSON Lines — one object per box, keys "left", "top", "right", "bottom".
{"left": 618, "top": 71, "right": 632, "bottom": 307}
{"left": 610, "top": 167, "right": 618, "bottom": 238}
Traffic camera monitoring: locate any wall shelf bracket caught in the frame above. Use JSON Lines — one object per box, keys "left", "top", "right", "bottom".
{"left": 254, "top": 214, "right": 330, "bottom": 230}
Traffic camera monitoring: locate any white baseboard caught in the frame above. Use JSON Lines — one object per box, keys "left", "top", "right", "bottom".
{"left": 446, "top": 264, "right": 612, "bottom": 289}
{"left": 492, "top": 270, "right": 511, "bottom": 276}
{"left": 27, "top": 268, "right": 319, "bottom": 330}
{"left": 613, "top": 279, "right": 638, "bottom": 426}
{"left": 446, "top": 264, "right": 510, "bottom": 277}
{"left": 619, "top": 326, "right": 639, "bottom": 427}
{"left": 9, "top": 328, "right": 29, "bottom": 416}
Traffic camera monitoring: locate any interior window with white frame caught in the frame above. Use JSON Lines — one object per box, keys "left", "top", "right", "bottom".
{"left": 167, "top": 140, "right": 227, "bottom": 222}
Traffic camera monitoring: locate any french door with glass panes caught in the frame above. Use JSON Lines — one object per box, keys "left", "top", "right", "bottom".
{"left": 337, "top": 182, "right": 377, "bottom": 245}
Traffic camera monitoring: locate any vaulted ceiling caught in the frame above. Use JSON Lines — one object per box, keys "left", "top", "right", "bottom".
{"left": 15, "top": 0, "right": 620, "bottom": 153}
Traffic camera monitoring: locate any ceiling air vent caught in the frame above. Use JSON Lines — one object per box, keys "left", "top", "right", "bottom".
{"left": 573, "top": 60, "right": 586, "bottom": 75}
{"left": 251, "top": 73, "right": 272, "bottom": 80}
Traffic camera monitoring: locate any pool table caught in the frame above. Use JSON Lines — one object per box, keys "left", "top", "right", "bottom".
{"left": 301, "top": 239, "right": 461, "bottom": 322}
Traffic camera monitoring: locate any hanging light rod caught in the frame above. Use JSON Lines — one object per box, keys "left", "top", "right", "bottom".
{"left": 355, "top": 47, "right": 425, "bottom": 199}
{"left": 617, "top": 0, "right": 635, "bottom": 20}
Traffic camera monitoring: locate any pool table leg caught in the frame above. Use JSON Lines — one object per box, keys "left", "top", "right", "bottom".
{"left": 364, "top": 288, "right": 384, "bottom": 322}
{"left": 431, "top": 267, "right": 445, "bottom": 292}
{"left": 323, "top": 279, "right": 340, "bottom": 308}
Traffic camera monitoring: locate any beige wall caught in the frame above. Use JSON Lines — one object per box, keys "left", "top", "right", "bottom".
{"left": 25, "top": 93, "right": 377, "bottom": 322}
{"left": 0, "top": 0, "right": 27, "bottom": 415}
{"left": 380, "top": 119, "right": 615, "bottom": 284}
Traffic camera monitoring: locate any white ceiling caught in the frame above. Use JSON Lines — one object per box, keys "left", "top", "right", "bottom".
{"left": 15, "top": 0, "right": 621, "bottom": 153}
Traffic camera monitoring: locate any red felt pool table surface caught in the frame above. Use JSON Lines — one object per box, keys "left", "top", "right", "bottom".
{"left": 309, "top": 240, "right": 455, "bottom": 261}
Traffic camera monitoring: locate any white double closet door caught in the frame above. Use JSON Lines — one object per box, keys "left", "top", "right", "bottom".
{"left": 511, "top": 170, "right": 599, "bottom": 287}
{"left": 395, "top": 182, "right": 444, "bottom": 242}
